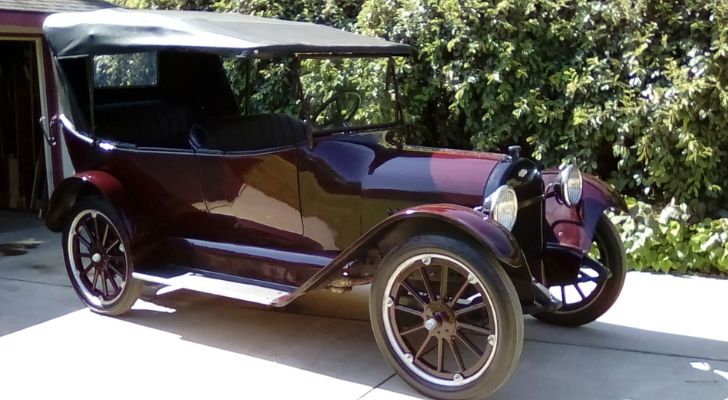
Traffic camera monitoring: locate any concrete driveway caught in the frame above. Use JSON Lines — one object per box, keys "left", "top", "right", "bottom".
{"left": 1, "top": 211, "right": 727, "bottom": 400}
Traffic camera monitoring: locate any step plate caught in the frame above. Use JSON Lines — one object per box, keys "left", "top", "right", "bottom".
{"left": 132, "top": 270, "right": 292, "bottom": 306}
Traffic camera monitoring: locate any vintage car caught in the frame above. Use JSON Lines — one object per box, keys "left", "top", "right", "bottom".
{"left": 42, "top": 8, "right": 627, "bottom": 400}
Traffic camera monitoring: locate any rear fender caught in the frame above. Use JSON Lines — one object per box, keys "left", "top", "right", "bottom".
{"left": 286, "top": 204, "right": 534, "bottom": 304}
{"left": 45, "top": 171, "right": 138, "bottom": 236}
{"left": 543, "top": 170, "right": 626, "bottom": 252}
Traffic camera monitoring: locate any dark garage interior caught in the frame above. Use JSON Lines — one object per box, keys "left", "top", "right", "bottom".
{"left": 0, "top": 40, "right": 45, "bottom": 210}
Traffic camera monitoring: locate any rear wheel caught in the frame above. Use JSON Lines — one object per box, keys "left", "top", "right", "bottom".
{"left": 370, "top": 235, "right": 523, "bottom": 400}
{"left": 62, "top": 196, "right": 142, "bottom": 316}
{"left": 534, "top": 215, "right": 626, "bottom": 326}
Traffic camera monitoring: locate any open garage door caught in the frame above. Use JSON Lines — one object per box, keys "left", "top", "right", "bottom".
{"left": 0, "top": 40, "right": 46, "bottom": 210}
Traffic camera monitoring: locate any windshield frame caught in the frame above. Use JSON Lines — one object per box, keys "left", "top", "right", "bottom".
{"left": 291, "top": 54, "right": 405, "bottom": 135}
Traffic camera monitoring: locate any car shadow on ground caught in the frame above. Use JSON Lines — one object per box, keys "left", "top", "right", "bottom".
{"left": 119, "top": 288, "right": 728, "bottom": 400}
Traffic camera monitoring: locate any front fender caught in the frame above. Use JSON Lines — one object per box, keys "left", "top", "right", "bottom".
{"left": 294, "top": 203, "right": 530, "bottom": 297}
{"left": 46, "top": 170, "right": 138, "bottom": 235}
{"left": 389, "top": 204, "right": 528, "bottom": 267}
{"left": 543, "top": 170, "right": 626, "bottom": 252}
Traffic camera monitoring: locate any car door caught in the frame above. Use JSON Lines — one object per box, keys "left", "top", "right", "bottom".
{"left": 193, "top": 147, "right": 304, "bottom": 250}
{"left": 183, "top": 113, "right": 324, "bottom": 284}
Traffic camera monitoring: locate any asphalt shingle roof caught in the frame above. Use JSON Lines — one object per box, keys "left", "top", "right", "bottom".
{"left": 0, "top": 0, "right": 114, "bottom": 13}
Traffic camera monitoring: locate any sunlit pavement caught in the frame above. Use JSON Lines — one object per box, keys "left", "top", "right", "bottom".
{"left": 1, "top": 211, "right": 727, "bottom": 400}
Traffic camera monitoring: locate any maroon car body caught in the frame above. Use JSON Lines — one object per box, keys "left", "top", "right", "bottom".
{"left": 47, "top": 118, "right": 623, "bottom": 299}
{"left": 42, "top": 8, "right": 627, "bottom": 400}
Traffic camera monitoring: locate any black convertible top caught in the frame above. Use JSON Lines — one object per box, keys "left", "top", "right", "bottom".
{"left": 42, "top": 8, "right": 412, "bottom": 58}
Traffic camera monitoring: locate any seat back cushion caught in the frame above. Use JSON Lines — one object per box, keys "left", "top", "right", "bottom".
{"left": 195, "top": 114, "right": 306, "bottom": 152}
{"left": 95, "top": 101, "right": 199, "bottom": 148}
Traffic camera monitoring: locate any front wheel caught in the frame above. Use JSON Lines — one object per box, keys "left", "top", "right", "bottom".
{"left": 62, "top": 196, "right": 142, "bottom": 316}
{"left": 534, "top": 215, "right": 626, "bottom": 326}
{"left": 370, "top": 235, "right": 523, "bottom": 400}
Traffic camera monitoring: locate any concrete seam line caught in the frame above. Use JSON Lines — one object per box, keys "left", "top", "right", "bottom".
{"left": 356, "top": 373, "right": 397, "bottom": 400}
{"left": 0, "top": 276, "right": 72, "bottom": 288}
{"left": 526, "top": 338, "right": 728, "bottom": 363}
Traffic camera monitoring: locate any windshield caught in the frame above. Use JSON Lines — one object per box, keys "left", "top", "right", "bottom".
{"left": 223, "top": 56, "right": 398, "bottom": 134}
{"left": 300, "top": 57, "right": 397, "bottom": 132}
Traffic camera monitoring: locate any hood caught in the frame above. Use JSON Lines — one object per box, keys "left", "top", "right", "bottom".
{"left": 300, "top": 131, "right": 509, "bottom": 247}
{"left": 349, "top": 134, "right": 506, "bottom": 207}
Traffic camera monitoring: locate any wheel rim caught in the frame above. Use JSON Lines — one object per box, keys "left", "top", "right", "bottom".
{"left": 549, "top": 233, "right": 609, "bottom": 313}
{"left": 382, "top": 254, "right": 499, "bottom": 387}
{"left": 67, "top": 210, "right": 129, "bottom": 307}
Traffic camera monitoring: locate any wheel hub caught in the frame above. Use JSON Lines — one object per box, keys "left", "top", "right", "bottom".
{"left": 91, "top": 253, "right": 102, "bottom": 263}
{"left": 423, "top": 302, "right": 456, "bottom": 339}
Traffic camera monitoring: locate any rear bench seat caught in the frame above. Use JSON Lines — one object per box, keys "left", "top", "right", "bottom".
{"left": 189, "top": 114, "right": 307, "bottom": 152}
{"left": 95, "top": 101, "right": 200, "bottom": 149}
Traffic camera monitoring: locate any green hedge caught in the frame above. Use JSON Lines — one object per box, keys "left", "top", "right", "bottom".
{"left": 113, "top": 0, "right": 728, "bottom": 274}
{"left": 610, "top": 198, "right": 728, "bottom": 274}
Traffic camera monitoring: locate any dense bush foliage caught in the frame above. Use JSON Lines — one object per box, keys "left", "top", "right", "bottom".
{"left": 93, "top": 52, "right": 158, "bottom": 87}
{"left": 610, "top": 199, "right": 728, "bottom": 274}
{"left": 112, "top": 0, "right": 728, "bottom": 274}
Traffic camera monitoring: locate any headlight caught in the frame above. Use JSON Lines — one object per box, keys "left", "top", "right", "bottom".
{"left": 482, "top": 185, "right": 518, "bottom": 231}
{"left": 558, "top": 165, "right": 582, "bottom": 207}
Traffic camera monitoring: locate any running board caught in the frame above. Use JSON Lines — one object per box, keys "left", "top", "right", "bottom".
{"left": 132, "top": 266, "right": 294, "bottom": 306}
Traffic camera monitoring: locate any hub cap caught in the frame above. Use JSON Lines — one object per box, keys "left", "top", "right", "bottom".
{"left": 382, "top": 254, "right": 499, "bottom": 387}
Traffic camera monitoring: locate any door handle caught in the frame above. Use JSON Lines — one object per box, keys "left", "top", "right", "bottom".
{"left": 39, "top": 115, "right": 58, "bottom": 146}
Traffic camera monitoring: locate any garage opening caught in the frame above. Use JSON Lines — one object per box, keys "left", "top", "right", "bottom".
{"left": 0, "top": 40, "right": 46, "bottom": 210}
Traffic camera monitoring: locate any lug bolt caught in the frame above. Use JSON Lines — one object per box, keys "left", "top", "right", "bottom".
{"left": 421, "top": 256, "right": 431, "bottom": 265}
{"left": 487, "top": 334, "right": 496, "bottom": 346}
{"left": 453, "top": 374, "right": 463, "bottom": 382}
{"left": 404, "top": 353, "right": 413, "bottom": 363}
{"left": 424, "top": 318, "right": 438, "bottom": 331}
{"left": 386, "top": 297, "right": 394, "bottom": 307}
{"left": 467, "top": 274, "right": 478, "bottom": 284}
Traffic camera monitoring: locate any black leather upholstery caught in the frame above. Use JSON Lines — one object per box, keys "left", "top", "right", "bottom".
{"left": 95, "top": 102, "right": 200, "bottom": 148}
{"left": 192, "top": 114, "right": 306, "bottom": 152}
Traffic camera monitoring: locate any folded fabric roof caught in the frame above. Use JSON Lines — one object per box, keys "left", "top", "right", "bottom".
{"left": 43, "top": 8, "right": 412, "bottom": 58}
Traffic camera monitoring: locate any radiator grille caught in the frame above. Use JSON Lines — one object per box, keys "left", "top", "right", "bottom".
{"left": 510, "top": 176, "right": 544, "bottom": 260}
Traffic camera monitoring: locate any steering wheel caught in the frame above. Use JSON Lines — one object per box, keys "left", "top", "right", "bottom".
{"left": 310, "top": 90, "right": 361, "bottom": 128}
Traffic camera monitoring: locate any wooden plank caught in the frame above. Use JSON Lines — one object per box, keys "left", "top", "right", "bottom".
{"left": 7, "top": 155, "right": 19, "bottom": 208}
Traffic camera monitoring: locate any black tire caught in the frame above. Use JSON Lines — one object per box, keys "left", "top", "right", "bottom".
{"left": 62, "top": 196, "right": 142, "bottom": 316}
{"left": 370, "top": 235, "right": 523, "bottom": 400}
{"left": 534, "top": 215, "right": 626, "bottom": 326}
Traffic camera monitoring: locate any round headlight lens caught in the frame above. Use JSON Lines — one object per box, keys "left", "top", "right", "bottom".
{"left": 559, "top": 165, "right": 583, "bottom": 206}
{"left": 483, "top": 185, "right": 518, "bottom": 231}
